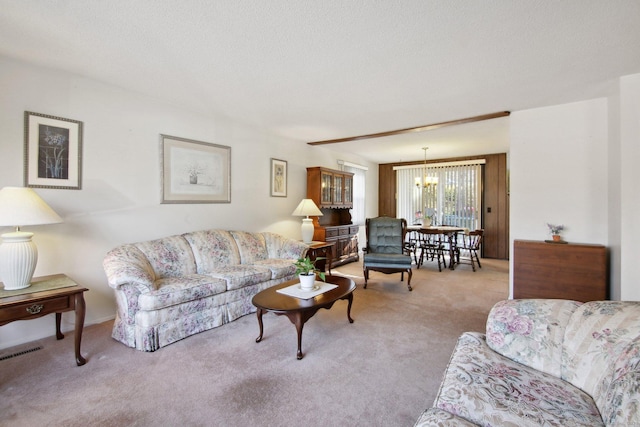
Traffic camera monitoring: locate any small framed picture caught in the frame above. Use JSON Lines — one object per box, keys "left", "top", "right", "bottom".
{"left": 160, "top": 134, "right": 231, "bottom": 203}
{"left": 24, "top": 111, "right": 83, "bottom": 189}
{"left": 270, "top": 158, "right": 287, "bottom": 197}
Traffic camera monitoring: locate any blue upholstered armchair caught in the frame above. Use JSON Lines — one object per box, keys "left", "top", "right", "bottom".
{"left": 363, "top": 217, "right": 413, "bottom": 291}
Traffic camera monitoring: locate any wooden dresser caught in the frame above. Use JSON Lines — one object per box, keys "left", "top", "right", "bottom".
{"left": 513, "top": 239, "right": 608, "bottom": 302}
{"left": 307, "top": 167, "right": 359, "bottom": 268}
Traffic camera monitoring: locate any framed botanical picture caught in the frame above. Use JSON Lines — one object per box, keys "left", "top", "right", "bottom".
{"left": 270, "top": 158, "right": 287, "bottom": 197}
{"left": 24, "top": 111, "right": 83, "bottom": 189}
{"left": 160, "top": 134, "right": 231, "bottom": 203}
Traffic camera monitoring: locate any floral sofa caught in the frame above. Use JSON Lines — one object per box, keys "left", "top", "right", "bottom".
{"left": 103, "top": 229, "right": 307, "bottom": 351}
{"left": 415, "top": 299, "right": 640, "bottom": 427}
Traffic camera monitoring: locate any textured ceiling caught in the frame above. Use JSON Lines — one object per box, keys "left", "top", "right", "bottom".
{"left": 1, "top": 1, "right": 639, "bottom": 163}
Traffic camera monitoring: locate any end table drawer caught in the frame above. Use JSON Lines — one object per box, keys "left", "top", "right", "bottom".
{"left": 0, "top": 295, "right": 71, "bottom": 322}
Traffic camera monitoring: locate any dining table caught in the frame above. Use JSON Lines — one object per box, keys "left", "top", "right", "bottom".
{"left": 406, "top": 225, "right": 467, "bottom": 269}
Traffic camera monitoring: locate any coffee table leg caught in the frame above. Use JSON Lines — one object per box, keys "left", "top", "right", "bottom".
{"left": 346, "top": 293, "right": 354, "bottom": 323}
{"left": 293, "top": 312, "right": 305, "bottom": 360}
{"left": 255, "top": 308, "right": 264, "bottom": 343}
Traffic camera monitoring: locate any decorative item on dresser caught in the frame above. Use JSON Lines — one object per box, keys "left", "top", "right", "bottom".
{"left": 0, "top": 187, "right": 63, "bottom": 290}
{"left": 306, "top": 166, "right": 359, "bottom": 268}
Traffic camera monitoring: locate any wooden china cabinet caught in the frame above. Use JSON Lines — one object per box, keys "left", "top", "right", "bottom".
{"left": 307, "top": 167, "right": 358, "bottom": 268}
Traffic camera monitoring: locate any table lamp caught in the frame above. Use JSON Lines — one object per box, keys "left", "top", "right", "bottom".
{"left": 0, "top": 187, "right": 63, "bottom": 290}
{"left": 292, "top": 199, "right": 323, "bottom": 244}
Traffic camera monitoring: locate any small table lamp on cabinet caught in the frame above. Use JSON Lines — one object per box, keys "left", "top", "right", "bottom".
{"left": 292, "top": 199, "right": 323, "bottom": 244}
{"left": 0, "top": 187, "right": 63, "bottom": 290}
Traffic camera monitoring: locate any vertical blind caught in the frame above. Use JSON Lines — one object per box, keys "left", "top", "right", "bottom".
{"left": 396, "top": 162, "right": 482, "bottom": 229}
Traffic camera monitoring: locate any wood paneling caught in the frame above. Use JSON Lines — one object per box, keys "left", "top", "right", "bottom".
{"left": 377, "top": 153, "right": 509, "bottom": 260}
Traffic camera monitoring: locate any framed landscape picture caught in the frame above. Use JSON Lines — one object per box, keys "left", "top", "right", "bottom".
{"left": 160, "top": 134, "right": 231, "bottom": 203}
{"left": 24, "top": 111, "right": 83, "bottom": 189}
{"left": 270, "top": 158, "right": 287, "bottom": 197}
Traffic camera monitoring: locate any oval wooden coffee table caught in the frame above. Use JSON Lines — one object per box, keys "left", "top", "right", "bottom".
{"left": 252, "top": 275, "right": 356, "bottom": 360}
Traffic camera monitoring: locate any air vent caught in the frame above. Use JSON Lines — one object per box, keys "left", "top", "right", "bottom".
{"left": 0, "top": 345, "right": 43, "bottom": 361}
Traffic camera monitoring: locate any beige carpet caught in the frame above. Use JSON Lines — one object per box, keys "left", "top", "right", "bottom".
{"left": 0, "top": 258, "right": 508, "bottom": 427}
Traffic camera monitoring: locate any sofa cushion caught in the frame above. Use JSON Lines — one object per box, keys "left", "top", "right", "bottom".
{"left": 434, "top": 332, "right": 603, "bottom": 427}
{"left": 134, "top": 235, "right": 196, "bottom": 279}
{"left": 208, "top": 265, "right": 272, "bottom": 291}
{"left": 138, "top": 274, "right": 227, "bottom": 311}
{"left": 182, "top": 229, "right": 241, "bottom": 273}
{"left": 251, "top": 258, "right": 297, "bottom": 279}
{"left": 486, "top": 299, "right": 581, "bottom": 377}
{"left": 562, "top": 301, "right": 640, "bottom": 419}
{"left": 600, "top": 337, "right": 640, "bottom": 426}
{"left": 230, "top": 231, "right": 268, "bottom": 264}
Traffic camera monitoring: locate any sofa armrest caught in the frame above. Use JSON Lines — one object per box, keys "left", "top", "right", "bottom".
{"left": 103, "top": 244, "right": 156, "bottom": 292}
{"left": 262, "top": 232, "right": 308, "bottom": 260}
{"left": 485, "top": 299, "right": 581, "bottom": 377}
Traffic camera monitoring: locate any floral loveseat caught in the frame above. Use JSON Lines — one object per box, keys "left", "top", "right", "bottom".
{"left": 103, "top": 229, "right": 307, "bottom": 351}
{"left": 415, "top": 299, "right": 640, "bottom": 426}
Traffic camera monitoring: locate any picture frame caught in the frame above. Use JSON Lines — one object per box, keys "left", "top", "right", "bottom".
{"left": 160, "top": 134, "right": 231, "bottom": 204}
{"left": 24, "top": 111, "right": 83, "bottom": 190}
{"left": 270, "top": 158, "right": 287, "bottom": 197}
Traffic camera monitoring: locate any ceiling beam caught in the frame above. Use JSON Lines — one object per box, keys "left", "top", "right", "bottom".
{"left": 307, "top": 111, "right": 511, "bottom": 146}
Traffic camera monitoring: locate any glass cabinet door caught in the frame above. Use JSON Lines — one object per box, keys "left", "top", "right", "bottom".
{"left": 321, "top": 172, "right": 333, "bottom": 205}
{"left": 344, "top": 176, "right": 353, "bottom": 204}
{"left": 333, "top": 175, "right": 343, "bottom": 204}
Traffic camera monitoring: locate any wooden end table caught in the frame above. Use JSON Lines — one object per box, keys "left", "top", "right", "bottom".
{"left": 252, "top": 275, "right": 355, "bottom": 360}
{"left": 306, "top": 241, "right": 335, "bottom": 274}
{"left": 0, "top": 274, "right": 88, "bottom": 366}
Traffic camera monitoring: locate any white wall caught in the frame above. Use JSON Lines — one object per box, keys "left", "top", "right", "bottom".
{"left": 0, "top": 57, "right": 377, "bottom": 349}
{"left": 620, "top": 73, "right": 640, "bottom": 301}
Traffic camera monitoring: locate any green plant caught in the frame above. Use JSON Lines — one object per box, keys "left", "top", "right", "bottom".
{"left": 293, "top": 256, "right": 326, "bottom": 281}
{"left": 547, "top": 223, "right": 565, "bottom": 235}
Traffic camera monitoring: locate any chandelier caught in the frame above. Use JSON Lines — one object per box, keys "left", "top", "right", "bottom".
{"left": 415, "top": 147, "right": 439, "bottom": 188}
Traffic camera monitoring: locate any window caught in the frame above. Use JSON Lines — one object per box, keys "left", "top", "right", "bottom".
{"left": 395, "top": 161, "right": 482, "bottom": 230}
{"left": 343, "top": 164, "right": 366, "bottom": 225}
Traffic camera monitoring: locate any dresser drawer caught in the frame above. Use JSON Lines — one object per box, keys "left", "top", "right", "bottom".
{"left": 349, "top": 226, "right": 359, "bottom": 235}
{"left": 0, "top": 295, "right": 71, "bottom": 322}
{"left": 325, "top": 228, "right": 339, "bottom": 238}
{"left": 338, "top": 227, "right": 349, "bottom": 236}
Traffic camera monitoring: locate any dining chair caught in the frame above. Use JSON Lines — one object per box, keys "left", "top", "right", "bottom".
{"left": 363, "top": 217, "right": 413, "bottom": 291}
{"left": 415, "top": 228, "right": 446, "bottom": 271}
{"left": 457, "top": 229, "right": 484, "bottom": 271}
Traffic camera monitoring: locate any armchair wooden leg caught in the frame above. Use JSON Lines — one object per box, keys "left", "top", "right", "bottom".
{"left": 406, "top": 269, "right": 412, "bottom": 291}
{"left": 363, "top": 268, "right": 369, "bottom": 289}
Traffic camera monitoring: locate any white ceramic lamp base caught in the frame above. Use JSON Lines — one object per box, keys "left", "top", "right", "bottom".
{"left": 300, "top": 218, "right": 314, "bottom": 244}
{"left": 0, "top": 231, "right": 37, "bottom": 290}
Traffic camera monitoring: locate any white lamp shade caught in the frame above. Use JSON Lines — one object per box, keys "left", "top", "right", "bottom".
{"left": 291, "top": 199, "right": 323, "bottom": 217}
{"left": 0, "top": 187, "right": 63, "bottom": 290}
{"left": 0, "top": 187, "right": 63, "bottom": 227}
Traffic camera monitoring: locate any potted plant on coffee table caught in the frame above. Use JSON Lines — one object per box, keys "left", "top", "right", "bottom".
{"left": 294, "top": 256, "right": 326, "bottom": 291}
